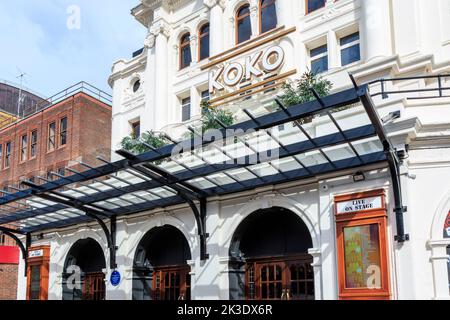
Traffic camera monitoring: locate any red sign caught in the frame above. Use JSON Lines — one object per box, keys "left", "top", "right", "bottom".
{"left": 444, "top": 211, "right": 450, "bottom": 238}
{"left": 0, "top": 246, "right": 20, "bottom": 264}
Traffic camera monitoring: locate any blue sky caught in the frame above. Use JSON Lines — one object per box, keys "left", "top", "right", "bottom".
{"left": 0, "top": 0, "right": 146, "bottom": 97}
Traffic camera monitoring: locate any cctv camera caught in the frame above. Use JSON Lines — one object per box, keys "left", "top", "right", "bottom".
{"left": 381, "top": 110, "right": 401, "bottom": 124}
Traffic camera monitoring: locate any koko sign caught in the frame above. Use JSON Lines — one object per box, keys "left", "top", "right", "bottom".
{"left": 209, "top": 45, "right": 285, "bottom": 94}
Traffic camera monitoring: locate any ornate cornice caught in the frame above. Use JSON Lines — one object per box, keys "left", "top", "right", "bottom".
{"left": 203, "top": 0, "right": 226, "bottom": 10}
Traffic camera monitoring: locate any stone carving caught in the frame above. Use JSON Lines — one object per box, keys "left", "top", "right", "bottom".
{"left": 144, "top": 33, "right": 156, "bottom": 49}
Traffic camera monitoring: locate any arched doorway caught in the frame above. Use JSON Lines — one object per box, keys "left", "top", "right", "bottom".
{"left": 62, "top": 238, "right": 106, "bottom": 300}
{"left": 132, "top": 225, "right": 192, "bottom": 300}
{"left": 229, "top": 207, "right": 314, "bottom": 300}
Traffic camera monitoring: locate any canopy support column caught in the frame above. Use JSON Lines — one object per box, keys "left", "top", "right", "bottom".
{"left": 354, "top": 77, "right": 409, "bottom": 242}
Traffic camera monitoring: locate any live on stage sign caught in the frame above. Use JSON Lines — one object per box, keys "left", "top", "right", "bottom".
{"left": 336, "top": 196, "right": 383, "bottom": 214}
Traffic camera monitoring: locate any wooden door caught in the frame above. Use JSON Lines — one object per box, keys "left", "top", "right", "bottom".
{"left": 83, "top": 272, "right": 105, "bottom": 300}
{"left": 152, "top": 266, "right": 190, "bottom": 300}
{"left": 246, "top": 255, "right": 314, "bottom": 300}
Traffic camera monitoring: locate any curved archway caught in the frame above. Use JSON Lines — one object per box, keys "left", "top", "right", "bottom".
{"left": 132, "top": 225, "right": 192, "bottom": 300}
{"left": 62, "top": 238, "right": 106, "bottom": 300}
{"left": 228, "top": 207, "right": 314, "bottom": 300}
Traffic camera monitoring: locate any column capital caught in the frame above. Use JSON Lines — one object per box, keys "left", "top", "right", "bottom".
{"left": 150, "top": 20, "right": 171, "bottom": 39}
{"left": 203, "top": 0, "right": 226, "bottom": 10}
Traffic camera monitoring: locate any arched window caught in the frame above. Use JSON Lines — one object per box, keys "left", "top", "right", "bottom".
{"left": 236, "top": 4, "right": 252, "bottom": 44}
{"left": 179, "top": 33, "right": 192, "bottom": 70}
{"left": 260, "top": 0, "right": 277, "bottom": 34}
{"left": 198, "top": 23, "right": 210, "bottom": 61}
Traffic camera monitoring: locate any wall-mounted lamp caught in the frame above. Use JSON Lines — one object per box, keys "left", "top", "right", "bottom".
{"left": 353, "top": 171, "right": 366, "bottom": 182}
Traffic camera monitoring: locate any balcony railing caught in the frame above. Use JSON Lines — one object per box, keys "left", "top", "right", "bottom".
{"left": 368, "top": 74, "right": 450, "bottom": 100}
{"left": 0, "top": 82, "right": 112, "bottom": 129}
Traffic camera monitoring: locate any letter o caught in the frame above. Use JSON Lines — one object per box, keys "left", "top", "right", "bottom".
{"left": 223, "top": 62, "right": 244, "bottom": 87}
{"left": 262, "top": 46, "right": 285, "bottom": 72}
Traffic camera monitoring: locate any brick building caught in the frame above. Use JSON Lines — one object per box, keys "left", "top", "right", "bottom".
{"left": 0, "top": 82, "right": 112, "bottom": 300}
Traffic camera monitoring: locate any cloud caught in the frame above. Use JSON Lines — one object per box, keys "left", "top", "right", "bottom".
{"left": 0, "top": 0, "right": 146, "bottom": 97}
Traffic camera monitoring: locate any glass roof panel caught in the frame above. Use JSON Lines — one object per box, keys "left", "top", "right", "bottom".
{"left": 271, "top": 157, "right": 304, "bottom": 173}
{"left": 294, "top": 150, "right": 328, "bottom": 167}
{"left": 322, "top": 144, "right": 357, "bottom": 162}
{"left": 353, "top": 138, "right": 383, "bottom": 156}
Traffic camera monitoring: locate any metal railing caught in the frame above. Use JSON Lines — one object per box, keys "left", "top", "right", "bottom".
{"left": 1, "top": 82, "right": 112, "bottom": 129}
{"left": 368, "top": 74, "right": 450, "bottom": 100}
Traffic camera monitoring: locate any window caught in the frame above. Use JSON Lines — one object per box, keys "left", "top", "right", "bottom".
{"left": 20, "top": 134, "right": 28, "bottom": 162}
{"left": 4, "top": 142, "right": 11, "bottom": 168}
{"left": 133, "top": 79, "right": 141, "bottom": 93}
{"left": 260, "top": 0, "right": 277, "bottom": 34}
{"left": 0, "top": 144, "right": 2, "bottom": 168}
{"left": 181, "top": 97, "right": 191, "bottom": 122}
{"left": 180, "top": 33, "right": 192, "bottom": 70}
{"left": 236, "top": 5, "right": 252, "bottom": 44}
{"left": 60, "top": 117, "right": 68, "bottom": 146}
{"left": 306, "top": 0, "right": 326, "bottom": 14}
{"left": 48, "top": 122, "right": 56, "bottom": 151}
{"left": 310, "top": 44, "right": 328, "bottom": 74}
{"left": 29, "top": 265, "right": 41, "bottom": 300}
{"left": 131, "top": 121, "right": 141, "bottom": 139}
{"left": 30, "top": 130, "right": 38, "bottom": 158}
{"left": 0, "top": 233, "right": 5, "bottom": 245}
{"left": 201, "top": 90, "right": 210, "bottom": 103}
{"left": 199, "top": 24, "right": 210, "bottom": 61}
{"left": 340, "top": 32, "right": 361, "bottom": 66}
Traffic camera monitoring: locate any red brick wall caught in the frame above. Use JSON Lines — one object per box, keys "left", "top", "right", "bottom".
{"left": 0, "top": 92, "right": 112, "bottom": 187}
{"left": 0, "top": 263, "right": 18, "bottom": 300}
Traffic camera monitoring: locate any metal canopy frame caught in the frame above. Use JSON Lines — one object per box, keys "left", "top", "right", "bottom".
{"left": 0, "top": 81, "right": 409, "bottom": 270}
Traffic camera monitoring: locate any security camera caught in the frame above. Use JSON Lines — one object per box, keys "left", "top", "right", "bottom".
{"left": 381, "top": 110, "right": 401, "bottom": 124}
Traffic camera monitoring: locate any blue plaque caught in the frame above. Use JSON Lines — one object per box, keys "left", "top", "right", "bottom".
{"left": 110, "top": 270, "right": 121, "bottom": 286}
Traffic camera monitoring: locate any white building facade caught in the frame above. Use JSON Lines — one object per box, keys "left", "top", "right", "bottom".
{"left": 11, "top": 0, "right": 450, "bottom": 300}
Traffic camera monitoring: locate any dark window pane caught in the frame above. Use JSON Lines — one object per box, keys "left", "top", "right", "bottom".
{"left": 311, "top": 56, "right": 328, "bottom": 74}
{"left": 308, "top": 0, "right": 326, "bottom": 13}
{"left": 133, "top": 80, "right": 141, "bottom": 93}
{"left": 237, "top": 5, "right": 251, "bottom": 44}
{"left": 341, "top": 44, "right": 361, "bottom": 66}
{"left": 310, "top": 45, "right": 327, "bottom": 57}
{"left": 180, "top": 33, "right": 192, "bottom": 69}
{"left": 181, "top": 46, "right": 192, "bottom": 69}
{"left": 340, "top": 32, "right": 360, "bottom": 46}
{"left": 31, "top": 130, "right": 37, "bottom": 157}
{"left": 60, "top": 117, "right": 68, "bottom": 146}
{"left": 30, "top": 266, "right": 41, "bottom": 300}
{"left": 182, "top": 97, "right": 191, "bottom": 122}
{"left": 261, "top": 1, "right": 277, "bottom": 34}
{"left": 238, "top": 5, "right": 250, "bottom": 16}
{"left": 200, "top": 36, "right": 210, "bottom": 60}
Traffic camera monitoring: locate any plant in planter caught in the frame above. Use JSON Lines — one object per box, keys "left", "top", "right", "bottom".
{"left": 185, "top": 101, "right": 236, "bottom": 138}
{"left": 276, "top": 70, "right": 334, "bottom": 123}
{"left": 120, "top": 130, "right": 168, "bottom": 155}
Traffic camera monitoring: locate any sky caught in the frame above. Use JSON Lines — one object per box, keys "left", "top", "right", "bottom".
{"left": 0, "top": 0, "right": 147, "bottom": 97}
